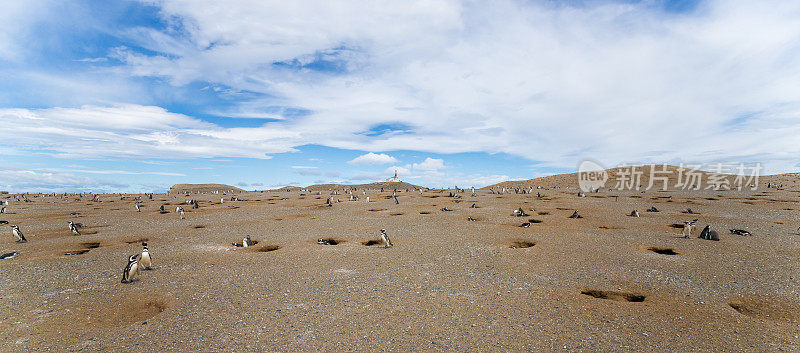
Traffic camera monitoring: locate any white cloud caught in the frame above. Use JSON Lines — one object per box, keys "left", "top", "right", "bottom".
{"left": 413, "top": 158, "right": 445, "bottom": 171}
{"left": 100, "top": 0, "right": 800, "bottom": 173}
{"left": 347, "top": 152, "right": 399, "bottom": 165}
{"left": 0, "top": 104, "right": 297, "bottom": 159}
{"left": 384, "top": 166, "right": 411, "bottom": 176}
{"left": 2, "top": 0, "right": 800, "bottom": 176}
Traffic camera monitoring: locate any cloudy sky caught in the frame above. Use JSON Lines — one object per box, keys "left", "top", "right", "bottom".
{"left": 1, "top": 0, "right": 798, "bottom": 193}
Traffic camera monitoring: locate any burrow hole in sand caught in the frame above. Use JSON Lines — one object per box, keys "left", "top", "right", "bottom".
{"left": 647, "top": 247, "right": 678, "bottom": 255}
{"left": 581, "top": 289, "right": 645, "bottom": 302}
{"left": 64, "top": 242, "right": 101, "bottom": 255}
{"left": 419, "top": 211, "right": 432, "bottom": 214}
{"left": 257, "top": 245, "right": 281, "bottom": 252}
{"left": 527, "top": 219, "right": 543, "bottom": 224}
{"left": 508, "top": 241, "right": 536, "bottom": 249}
{"left": 125, "top": 237, "right": 149, "bottom": 244}
{"left": 362, "top": 239, "right": 383, "bottom": 246}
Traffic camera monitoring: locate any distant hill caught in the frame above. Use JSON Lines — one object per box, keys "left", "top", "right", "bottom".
{"left": 270, "top": 181, "right": 424, "bottom": 192}
{"left": 169, "top": 184, "right": 244, "bottom": 194}
{"left": 483, "top": 164, "right": 776, "bottom": 191}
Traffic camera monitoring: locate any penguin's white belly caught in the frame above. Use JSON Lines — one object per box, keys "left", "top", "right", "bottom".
{"left": 140, "top": 252, "right": 151, "bottom": 268}
{"left": 129, "top": 262, "right": 140, "bottom": 281}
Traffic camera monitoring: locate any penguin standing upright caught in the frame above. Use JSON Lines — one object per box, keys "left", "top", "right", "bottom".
{"left": 140, "top": 242, "right": 152, "bottom": 270}
{"left": 135, "top": 203, "right": 141, "bottom": 212}
{"left": 0, "top": 206, "right": 5, "bottom": 213}
{"left": 243, "top": 235, "right": 254, "bottom": 247}
{"left": 68, "top": 221, "right": 80, "bottom": 236}
{"left": 121, "top": 254, "right": 140, "bottom": 283}
{"left": 11, "top": 225, "right": 26, "bottom": 243}
{"left": 379, "top": 229, "right": 393, "bottom": 248}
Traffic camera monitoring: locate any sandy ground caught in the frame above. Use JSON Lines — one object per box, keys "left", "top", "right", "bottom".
{"left": 1, "top": 182, "right": 799, "bottom": 352}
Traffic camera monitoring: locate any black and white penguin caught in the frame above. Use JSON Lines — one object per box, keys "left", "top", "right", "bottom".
{"left": 68, "top": 221, "right": 80, "bottom": 236}
{"left": 729, "top": 229, "right": 752, "bottom": 236}
{"left": 568, "top": 210, "right": 582, "bottom": 219}
{"left": 646, "top": 206, "right": 659, "bottom": 212}
{"left": 243, "top": 235, "right": 254, "bottom": 247}
{"left": 0, "top": 206, "right": 5, "bottom": 213}
{"left": 135, "top": 203, "right": 141, "bottom": 212}
{"left": 140, "top": 242, "right": 152, "bottom": 270}
{"left": 698, "top": 225, "right": 720, "bottom": 241}
{"left": 121, "top": 254, "right": 140, "bottom": 283}
{"left": 0, "top": 251, "right": 18, "bottom": 259}
{"left": 629, "top": 210, "right": 640, "bottom": 217}
{"left": 379, "top": 229, "right": 393, "bottom": 248}
{"left": 11, "top": 225, "right": 26, "bottom": 243}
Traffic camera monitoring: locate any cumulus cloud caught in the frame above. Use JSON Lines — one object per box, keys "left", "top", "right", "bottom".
{"left": 413, "top": 158, "right": 445, "bottom": 171}
{"left": 347, "top": 152, "right": 399, "bottom": 165}
{"left": 384, "top": 166, "right": 411, "bottom": 176}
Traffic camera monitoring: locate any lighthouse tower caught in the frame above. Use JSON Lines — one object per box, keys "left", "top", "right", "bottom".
{"left": 386, "top": 170, "right": 402, "bottom": 182}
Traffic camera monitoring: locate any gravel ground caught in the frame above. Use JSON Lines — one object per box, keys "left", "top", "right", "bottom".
{"left": 0, "top": 182, "right": 798, "bottom": 352}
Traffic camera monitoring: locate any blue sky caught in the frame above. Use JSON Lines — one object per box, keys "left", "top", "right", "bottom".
{"left": 1, "top": 0, "right": 799, "bottom": 192}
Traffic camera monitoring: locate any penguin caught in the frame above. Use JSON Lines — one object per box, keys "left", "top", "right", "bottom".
{"left": 11, "top": 225, "right": 26, "bottom": 243}
{"left": 682, "top": 219, "right": 698, "bottom": 238}
{"left": 159, "top": 205, "right": 165, "bottom": 212}
{"left": 568, "top": 210, "right": 583, "bottom": 219}
{"left": 243, "top": 235, "right": 253, "bottom": 247}
{"left": 467, "top": 217, "right": 477, "bottom": 222}
{"left": 178, "top": 206, "right": 185, "bottom": 219}
{"left": 646, "top": 206, "right": 659, "bottom": 212}
{"left": 629, "top": 210, "right": 640, "bottom": 217}
{"left": 519, "top": 222, "right": 531, "bottom": 228}
{"left": 729, "top": 229, "right": 752, "bottom": 236}
{"left": 135, "top": 203, "right": 141, "bottom": 212}
{"left": 698, "top": 225, "right": 720, "bottom": 241}
{"left": 121, "top": 254, "right": 140, "bottom": 283}
{"left": 140, "top": 242, "right": 152, "bottom": 270}
{"left": 0, "top": 251, "right": 18, "bottom": 259}
{"left": 379, "top": 229, "right": 393, "bottom": 248}
{"left": 394, "top": 196, "right": 399, "bottom": 205}
{"left": 68, "top": 221, "right": 80, "bottom": 236}
{"left": 0, "top": 206, "right": 4, "bottom": 213}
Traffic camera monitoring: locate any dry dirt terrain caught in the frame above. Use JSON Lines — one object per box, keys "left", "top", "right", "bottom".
{"left": 1, "top": 175, "right": 799, "bottom": 352}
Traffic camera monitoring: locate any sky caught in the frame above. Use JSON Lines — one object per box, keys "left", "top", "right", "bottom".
{"left": 0, "top": 0, "right": 799, "bottom": 193}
